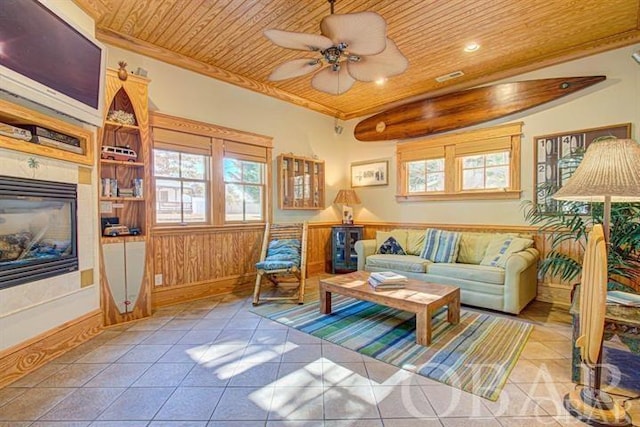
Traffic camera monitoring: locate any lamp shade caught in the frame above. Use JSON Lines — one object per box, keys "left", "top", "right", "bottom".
{"left": 333, "top": 189, "right": 361, "bottom": 205}
{"left": 552, "top": 138, "right": 640, "bottom": 202}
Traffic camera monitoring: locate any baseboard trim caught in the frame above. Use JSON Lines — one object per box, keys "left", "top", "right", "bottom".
{"left": 152, "top": 274, "right": 255, "bottom": 308}
{"left": 0, "top": 309, "right": 103, "bottom": 388}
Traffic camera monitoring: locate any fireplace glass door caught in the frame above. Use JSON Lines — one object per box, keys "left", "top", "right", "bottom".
{"left": 0, "top": 176, "right": 78, "bottom": 289}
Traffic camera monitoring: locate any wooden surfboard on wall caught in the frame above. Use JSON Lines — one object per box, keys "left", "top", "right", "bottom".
{"left": 354, "top": 76, "right": 606, "bottom": 141}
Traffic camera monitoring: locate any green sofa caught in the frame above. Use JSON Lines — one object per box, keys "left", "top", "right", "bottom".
{"left": 354, "top": 228, "right": 539, "bottom": 314}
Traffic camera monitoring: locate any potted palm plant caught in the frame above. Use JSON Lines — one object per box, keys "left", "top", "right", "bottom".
{"left": 523, "top": 200, "right": 640, "bottom": 285}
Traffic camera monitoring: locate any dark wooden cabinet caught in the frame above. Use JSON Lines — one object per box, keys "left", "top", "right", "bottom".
{"left": 331, "top": 225, "right": 363, "bottom": 273}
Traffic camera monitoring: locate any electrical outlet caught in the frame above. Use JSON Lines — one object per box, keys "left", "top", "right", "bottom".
{"left": 154, "top": 274, "right": 163, "bottom": 286}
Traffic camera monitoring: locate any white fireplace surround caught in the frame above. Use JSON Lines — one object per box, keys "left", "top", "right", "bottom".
{"left": 0, "top": 147, "right": 99, "bottom": 351}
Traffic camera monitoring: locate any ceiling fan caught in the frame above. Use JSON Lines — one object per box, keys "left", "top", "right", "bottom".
{"left": 263, "top": 0, "right": 408, "bottom": 95}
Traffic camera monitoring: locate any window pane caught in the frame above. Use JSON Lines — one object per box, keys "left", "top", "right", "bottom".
{"left": 462, "top": 155, "right": 484, "bottom": 168}
{"left": 181, "top": 154, "right": 207, "bottom": 179}
{"left": 486, "top": 152, "right": 509, "bottom": 166}
{"left": 244, "top": 185, "right": 263, "bottom": 221}
{"left": 154, "top": 150, "right": 180, "bottom": 177}
{"left": 225, "top": 183, "right": 243, "bottom": 221}
{"left": 223, "top": 158, "right": 241, "bottom": 181}
{"left": 462, "top": 169, "right": 485, "bottom": 190}
{"left": 155, "top": 179, "right": 182, "bottom": 223}
{"left": 427, "top": 172, "right": 445, "bottom": 191}
{"left": 182, "top": 181, "right": 207, "bottom": 222}
{"left": 486, "top": 166, "right": 509, "bottom": 188}
{"left": 242, "top": 162, "right": 262, "bottom": 184}
{"left": 426, "top": 158, "right": 444, "bottom": 172}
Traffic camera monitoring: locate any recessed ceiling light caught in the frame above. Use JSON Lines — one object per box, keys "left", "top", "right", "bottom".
{"left": 375, "top": 77, "right": 387, "bottom": 85}
{"left": 464, "top": 42, "right": 480, "bottom": 52}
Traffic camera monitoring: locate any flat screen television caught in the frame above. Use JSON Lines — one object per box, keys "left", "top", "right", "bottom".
{"left": 0, "top": 0, "right": 106, "bottom": 126}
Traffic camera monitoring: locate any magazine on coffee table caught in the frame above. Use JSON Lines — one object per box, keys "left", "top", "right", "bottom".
{"left": 368, "top": 271, "right": 408, "bottom": 290}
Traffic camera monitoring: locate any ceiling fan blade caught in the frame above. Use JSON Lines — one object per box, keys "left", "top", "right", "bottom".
{"left": 311, "top": 66, "right": 356, "bottom": 95}
{"left": 320, "top": 12, "right": 386, "bottom": 56}
{"left": 347, "top": 38, "right": 409, "bottom": 82}
{"left": 264, "top": 29, "right": 333, "bottom": 51}
{"left": 268, "top": 58, "right": 322, "bottom": 81}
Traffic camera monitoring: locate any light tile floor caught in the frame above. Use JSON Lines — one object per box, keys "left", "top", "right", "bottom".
{"left": 1, "top": 278, "right": 639, "bottom": 426}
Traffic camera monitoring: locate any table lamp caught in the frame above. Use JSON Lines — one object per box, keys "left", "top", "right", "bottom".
{"left": 334, "top": 189, "right": 361, "bottom": 224}
{"left": 553, "top": 137, "right": 640, "bottom": 426}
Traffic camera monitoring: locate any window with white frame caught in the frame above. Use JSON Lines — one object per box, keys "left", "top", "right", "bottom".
{"left": 154, "top": 149, "right": 209, "bottom": 224}
{"left": 224, "top": 158, "right": 265, "bottom": 222}
{"left": 396, "top": 123, "right": 522, "bottom": 201}
{"left": 151, "top": 114, "right": 272, "bottom": 226}
{"left": 407, "top": 158, "right": 445, "bottom": 193}
{"left": 460, "top": 151, "right": 510, "bottom": 190}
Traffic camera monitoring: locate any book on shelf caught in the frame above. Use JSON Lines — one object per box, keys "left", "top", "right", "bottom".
{"left": 369, "top": 271, "right": 408, "bottom": 284}
{"left": 606, "top": 290, "right": 640, "bottom": 307}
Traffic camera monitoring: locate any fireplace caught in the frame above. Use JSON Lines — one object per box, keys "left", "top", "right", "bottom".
{"left": 0, "top": 176, "right": 78, "bottom": 289}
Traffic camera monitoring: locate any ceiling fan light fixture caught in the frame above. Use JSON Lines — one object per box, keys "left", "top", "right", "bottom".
{"left": 263, "top": 1, "right": 408, "bottom": 95}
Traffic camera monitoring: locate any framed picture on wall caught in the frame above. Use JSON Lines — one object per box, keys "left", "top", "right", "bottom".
{"left": 351, "top": 160, "right": 389, "bottom": 187}
{"left": 534, "top": 123, "right": 631, "bottom": 214}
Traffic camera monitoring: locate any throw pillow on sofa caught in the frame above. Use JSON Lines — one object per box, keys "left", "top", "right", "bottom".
{"left": 420, "top": 228, "right": 462, "bottom": 263}
{"left": 480, "top": 236, "right": 534, "bottom": 268}
{"left": 375, "top": 230, "right": 408, "bottom": 254}
{"left": 377, "top": 236, "right": 407, "bottom": 255}
{"left": 406, "top": 230, "right": 426, "bottom": 255}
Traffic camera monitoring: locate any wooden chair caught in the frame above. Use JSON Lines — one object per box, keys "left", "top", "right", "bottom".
{"left": 253, "top": 222, "right": 308, "bottom": 305}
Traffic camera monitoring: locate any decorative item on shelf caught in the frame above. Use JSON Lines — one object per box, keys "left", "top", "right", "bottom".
{"left": 334, "top": 189, "right": 360, "bottom": 224}
{"left": 117, "top": 61, "right": 128, "bottom": 81}
{"left": 553, "top": 137, "right": 640, "bottom": 427}
{"left": 106, "top": 110, "right": 136, "bottom": 126}
{"left": 118, "top": 187, "right": 134, "bottom": 198}
{"left": 133, "top": 178, "right": 143, "bottom": 198}
{"left": 101, "top": 178, "right": 120, "bottom": 198}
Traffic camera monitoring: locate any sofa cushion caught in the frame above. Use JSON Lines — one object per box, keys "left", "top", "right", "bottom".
{"left": 457, "top": 232, "right": 496, "bottom": 264}
{"left": 406, "top": 230, "right": 426, "bottom": 255}
{"left": 427, "top": 263, "right": 505, "bottom": 285}
{"left": 480, "top": 236, "right": 534, "bottom": 268}
{"left": 375, "top": 230, "right": 408, "bottom": 254}
{"left": 377, "top": 236, "right": 406, "bottom": 255}
{"left": 366, "top": 254, "right": 430, "bottom": 273}
{"left": 420, "top": 228, "right": 461, "bottom": 263}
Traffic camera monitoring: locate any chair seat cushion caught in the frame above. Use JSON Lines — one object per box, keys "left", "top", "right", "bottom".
{"left": 365, "top": 254, "right": 430, "bottom": 273}
{"left": 256, "top": 238, "right": 301, "bottom": 271}
{"left": 256, "top": 260, "right": 298, "bottom": 271}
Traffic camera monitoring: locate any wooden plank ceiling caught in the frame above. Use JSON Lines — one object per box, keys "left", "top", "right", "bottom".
{"left": 74, "top": 0, "right": 640, "bottom": 119}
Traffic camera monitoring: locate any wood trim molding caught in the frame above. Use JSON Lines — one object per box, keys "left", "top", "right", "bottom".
{"left": 97, "top": 29, "right": 344, "bottom": 119}
{"left": 152, "top": 274, "right": 255, "bottom": 307}
{"left": 0, "top": 310, "right": 103, "bottom": 388}
{"left": 357, "top": 221, "right": 538, "bottom": 232}
{"left": 395, "top": 190, "right": 522, "bottom": 202}
{"left": 150, "top": 111, "right": 273, "bottom": 147}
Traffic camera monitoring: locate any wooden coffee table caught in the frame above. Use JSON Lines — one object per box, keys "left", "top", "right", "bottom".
{"left": 319, "top": 271, "right": 460, "bottom": 346}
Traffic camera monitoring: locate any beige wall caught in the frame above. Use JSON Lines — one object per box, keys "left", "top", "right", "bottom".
{"left": 107, "top": 43, "right": 639, "bottom": 227}
{"left": 342, "top": 44, "right": 640, "bottom": 225}
{"left": 106, "top": 45, "right": 349, "bottom": 223}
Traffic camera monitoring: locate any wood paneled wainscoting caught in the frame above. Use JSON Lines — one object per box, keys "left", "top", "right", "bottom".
{"left": 358, "top": 222, "right": 585, "bottom": 307}
{"left": 150, "top": 222, "right": 335, "bottom": 308}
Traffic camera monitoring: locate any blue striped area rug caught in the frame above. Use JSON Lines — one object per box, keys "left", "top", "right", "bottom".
{"left": 251, "top": 294, "right": 532, "bottom": 401}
